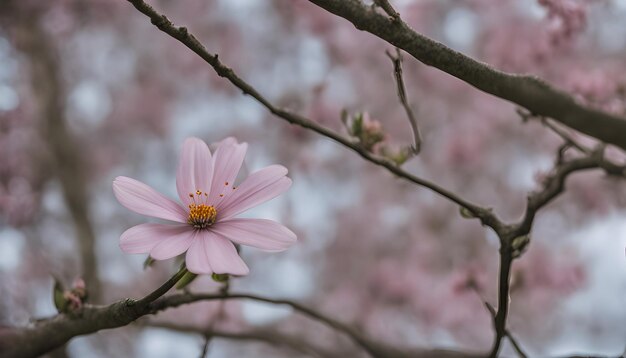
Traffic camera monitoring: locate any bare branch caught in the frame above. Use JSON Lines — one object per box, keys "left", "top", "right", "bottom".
{"left": 147, "top": 322, "right": 342, "bottom": 358}
{"left": 0, "top": 290, "right": 392, "bottom": 358}
{"left": 489, "top": 248, "right": 514, "bottom": 358}
{"left": 472, "top": 292, "right": 528, "bottom": 358}
{"left": 1, "top": 286, "right": 614, "bottom": 358}
{"left": 151, "top": 293, "right": 387, "bottom": 357}
{"left": 197, "top": 278, "right": 230, "bottom": 357}
{"left": 386, "top": 48, "right": 422, "bottom": 154}
{"left": 518, "top": 109, "right": 592, "bottom": 155}
{"left": 516, "top": 149, "right": 626, "bottom": 236}
{"left": 542, "top": 118, "right": 591, "bottom": 155}
{"left": 307, "top": 0, "right": 626, "bottom": 152}
{"left": 508, "top": 332, "right": 529, "bottom": 358}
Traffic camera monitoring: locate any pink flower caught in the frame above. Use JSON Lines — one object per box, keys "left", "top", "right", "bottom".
{"left": 113, "top": 137, "right": 296, "bottom": 276}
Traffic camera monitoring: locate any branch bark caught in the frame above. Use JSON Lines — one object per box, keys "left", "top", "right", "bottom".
{"left": 146, "top": 322, "right": 344, "bottom": 358}
{"left": 516, "top": 149, "right": 625, "bottom": 236}
{"left": 489, "top": 248, "right": 514, "bottom": 358}
{"left": 307, "top": 0, "right": 626, "bottom": 152}
{"left": 0, "top": 291, "right": 397, "bottom": 358}
{"left": 386, "top": 48, "right": 422, "bottom": 154}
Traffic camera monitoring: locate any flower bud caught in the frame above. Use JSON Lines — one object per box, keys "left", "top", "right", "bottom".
{"left": 72, "top": 278, "right": 88, "bottom": 302}
{"left": 53, "top": 279, "right": 68, "bottom": 313}
{"left": 211, "top": 273, "right": 229, "bottom": 283}
{"left": 511, "top": 235, "right": 530, "bottom": 258}
{"left": 143, "top": 256, "right": 156, "bottom": 270}
{"left": 459, "top": 206, "right": 476, "bottom": 219}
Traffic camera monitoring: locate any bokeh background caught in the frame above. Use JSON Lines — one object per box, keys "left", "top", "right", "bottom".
{"left": 1, "top": 0, "right": 626, "bottom": 357}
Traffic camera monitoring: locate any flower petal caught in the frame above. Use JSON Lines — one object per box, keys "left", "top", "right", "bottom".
{"left": 217, "top": 165, "right": 291, "bottom": 219}
{"left": 211, "top": 218, "right": 296, "bottom": 252}
{"left": 150, "top": 227, "right": 195, "bottom": 260}
{"left": 185, "top": 231, "right": 212, "bottom": 274}
{"left": 176, "top": 137, "right": 213, "bottom": 205}
{"left": 204, "top": 231, "right": 250, "bottom": 276}
{"left": 113, "top": 176, "right": 187, "bottom": 223}
{"left": 208, "top": 140, "right": 247, "bottom": 205}
{"left": 120, "top": 223, "right": 189, "bottom": 254}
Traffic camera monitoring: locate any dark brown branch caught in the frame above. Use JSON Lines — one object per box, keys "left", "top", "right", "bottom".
{"left": 307, "top": 0, "right": 626, "bottom": 152}
{"left": 199, "top": 335, "right": 211, "bottom": 358}
{"left": 124, "top": 0, "right": 500, "bottom": 232}
{"left": 151, "top": 293, "right": 387, "bottom": 357}
{"left": 386, "top": 48, "right": 422, "bottom": 154}
{"left": 0, "top": 291, "right": 393, "bottom": 358}
{"left": 197, "top": 279, "right": 230, "bottom": 358}
{"left": 518, "top": 109, "right": 591, "bottom": 155}
{"left": 542, "top": 118, "right": 591, "bottom": 154}
{"left": 476, "top": 295, "right": 528, "bottom": 358}
{"left": 1, "top": 287, "right": 614, "bottom": 358}
{"left": 508, "top": 332, "right": 529, "bottom": 358}
{"left": 489, "top": 247, "right": 513, "bottom": 358}
{"left": 146, "top": 322, "right": 342, "bottom": 358}
{"left": 516, "top": 150, "right": 626, "bottom": 236}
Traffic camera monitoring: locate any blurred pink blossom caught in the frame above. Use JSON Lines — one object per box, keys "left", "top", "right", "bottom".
{"left": 113, "top": 137, "right": 296, "bottom": 275}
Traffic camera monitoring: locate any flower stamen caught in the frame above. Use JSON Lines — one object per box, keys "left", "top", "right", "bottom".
{"left": 188, "top": 203, "right": 217, "bottom": 228}
{"left": 187, "top": 190, "right": 216, "bottom": 228}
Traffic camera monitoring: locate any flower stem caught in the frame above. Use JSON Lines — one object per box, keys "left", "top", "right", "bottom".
{"left": 136, "top": 265, "right": 188, "bottom": 307}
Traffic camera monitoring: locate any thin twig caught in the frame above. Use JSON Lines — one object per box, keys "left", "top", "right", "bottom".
{"left": 386, "top": 47, "right": 422, "bottom": 155}
{"left": 147, "top": 322, "right": 339, "bottom": 358}
{"left": 199, "top": 337, "right": 211, "bottom": 358}
{"left": 308, "top": 0, "right": 626, "bottom": 152}
{"left": 516, "top": 149, "right": 625, "bottom": 236}
{"left": 373, "top": 0, "right": 400, "bottom": 21}
{"left": 476, "top": 298, "right": 528, "bottom": 358}
{"left": 518, "top": 109, "right": 591, "bottom": 155}
{"left": 198, "top": 279, "right": 230, "bottom": 358}
{"left": 542, "top": 118, "right": 591, "bottom": 154}
{"left": 151, "top": 292, "right": 386, "bottom": 357}
{"left": 507, "top": 331, "right": 529, "bottom": 358}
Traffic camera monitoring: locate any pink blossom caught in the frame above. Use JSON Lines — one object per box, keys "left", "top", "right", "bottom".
{"left": 113, "top": 137, "right": 296, "bottom": 276}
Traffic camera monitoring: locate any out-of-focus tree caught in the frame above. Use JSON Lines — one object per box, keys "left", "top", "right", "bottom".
{"left": 1, "top": 0, "right": 626, "bottom": 357}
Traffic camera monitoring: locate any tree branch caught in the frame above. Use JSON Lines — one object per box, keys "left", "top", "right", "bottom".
{"left": 516, "top": 149, "right": 625, "bottom": 236}
{"left": 474, "top": 293, "right": 528, "bottom": 358}
{"left": 0, "top": 291, "right": 395, "bottom": 358}
{"left": 386, "top": 47, "right": 422, "bottom": 154}
{"left": 146, "top": 322, "right": 342, "bottom": 358}
{"left": 307, "top": 0, "right": 626, "bottom": 152}
{"left": 489, "top": 248, "right": 514, "bottom": 358}
{"left": 151, "top": 293, "right": 388, "bottom": 357}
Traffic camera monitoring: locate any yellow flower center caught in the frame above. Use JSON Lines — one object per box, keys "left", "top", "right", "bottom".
{"left": 187, "top": 190, "right": 216, "bottom": 229}
{"left": 188, "top": 203, "right": 217, "bottom": 228}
